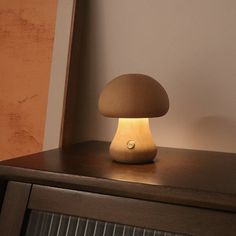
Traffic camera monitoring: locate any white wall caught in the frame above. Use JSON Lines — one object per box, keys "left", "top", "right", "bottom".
{"left": 76, "top": 0, "right": 236, "bottom": 153}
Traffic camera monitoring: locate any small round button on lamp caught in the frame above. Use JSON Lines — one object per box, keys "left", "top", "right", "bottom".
{"left": 98, "top": 74, "right": 169, "bottom": 164}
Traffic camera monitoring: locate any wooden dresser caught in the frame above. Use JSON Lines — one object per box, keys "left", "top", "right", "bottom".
{"left": 0, "top": 141, "right": 236, "bottom": 236}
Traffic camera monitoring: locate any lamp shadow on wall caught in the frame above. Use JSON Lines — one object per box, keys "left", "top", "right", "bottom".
{"left": 190, "top": 116, "right": 236, "bottom": 153}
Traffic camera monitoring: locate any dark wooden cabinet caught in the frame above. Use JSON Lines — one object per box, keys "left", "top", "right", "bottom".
{"left": 0, "top": 141, "right": 236, "bottom": 236}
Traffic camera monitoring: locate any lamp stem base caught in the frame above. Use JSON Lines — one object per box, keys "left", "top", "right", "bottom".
{"left": 110, "top": 118, "right": 157, "bottom": 164}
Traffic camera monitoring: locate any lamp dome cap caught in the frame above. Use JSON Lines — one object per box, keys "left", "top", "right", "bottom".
{"left": 98, "top": 74, "right": 169, "bottom": 118}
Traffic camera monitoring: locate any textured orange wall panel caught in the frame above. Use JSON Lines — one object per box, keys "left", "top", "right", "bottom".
{"left": 0, "top": 0, "right": 58, "bottom": 160}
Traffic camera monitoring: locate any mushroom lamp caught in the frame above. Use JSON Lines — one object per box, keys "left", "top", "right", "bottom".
{"left": 98, "top": 74, "right": 169, "bottom": 164}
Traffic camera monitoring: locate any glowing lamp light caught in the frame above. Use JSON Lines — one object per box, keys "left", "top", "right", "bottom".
{"left": 98, "top": 74, "right": 169, "bottom": 164}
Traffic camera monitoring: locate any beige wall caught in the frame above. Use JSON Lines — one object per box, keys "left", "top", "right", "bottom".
{"left": 43, "top": 0, "right": 75, "bottom": 150}
{"left": 75, "top": 0, "right": 236, "bottom": 153}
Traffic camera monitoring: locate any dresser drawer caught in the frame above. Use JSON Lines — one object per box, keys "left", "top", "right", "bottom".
{"left": 27, "top": 184, "right": 236, "bottom": 236}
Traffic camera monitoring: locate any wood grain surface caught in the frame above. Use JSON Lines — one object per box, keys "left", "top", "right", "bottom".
{"left": 0, "top": 141, "right": 236, "bottom": 212}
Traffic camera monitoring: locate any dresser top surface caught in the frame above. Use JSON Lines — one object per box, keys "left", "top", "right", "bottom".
{"left": 0, "top": 141, "right": 236, "bottom": 211}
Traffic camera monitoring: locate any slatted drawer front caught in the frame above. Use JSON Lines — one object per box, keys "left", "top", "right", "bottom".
{"left": 25, "top": 210, "right": 187, "bottom": 236}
